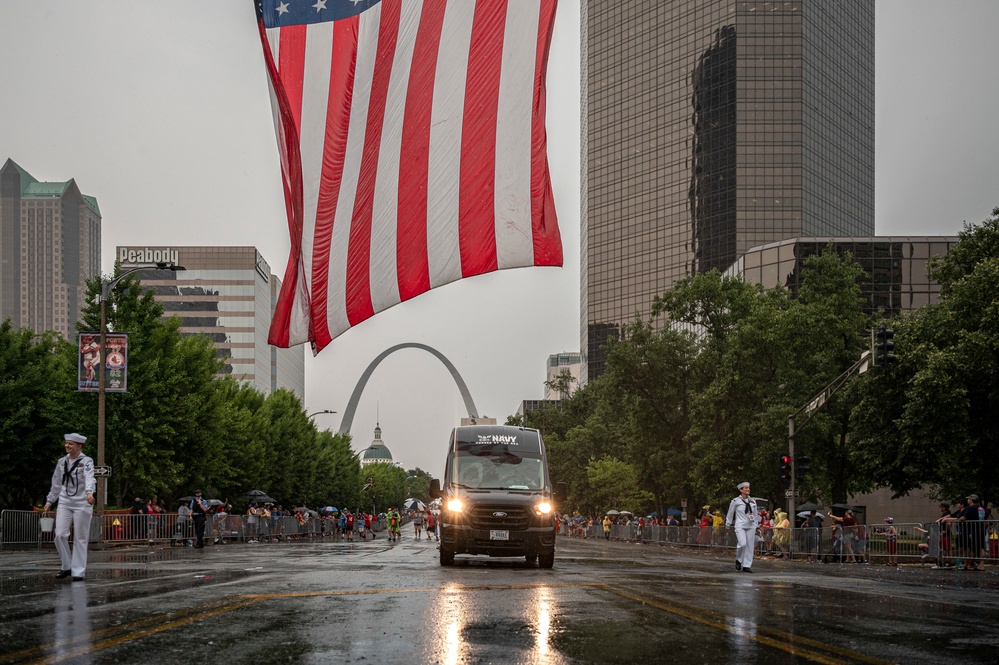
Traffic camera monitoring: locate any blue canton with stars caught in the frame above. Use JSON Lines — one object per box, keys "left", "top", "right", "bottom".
{"left": 258, "top": 0, "right": 382, "bottom": 29}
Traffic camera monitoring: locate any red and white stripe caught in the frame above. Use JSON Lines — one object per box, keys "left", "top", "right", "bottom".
{"left": 260, "top": 0, "right": 562, "bottom": 352}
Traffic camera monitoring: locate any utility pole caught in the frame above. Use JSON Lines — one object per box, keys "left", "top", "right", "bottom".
{"left": 786, "top": 350, "right": 870, "bottom": 521}
{"left": 95, "top": 262, "right": 184, "bottom": 542}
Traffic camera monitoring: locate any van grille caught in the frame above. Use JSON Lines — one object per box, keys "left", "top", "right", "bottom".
{"left": 468, "top": 504, "right": 532, "bottom": 530}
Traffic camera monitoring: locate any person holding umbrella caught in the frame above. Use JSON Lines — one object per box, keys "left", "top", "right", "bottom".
{"left": 725, "top": 481, "right": 761, "bottom": 573}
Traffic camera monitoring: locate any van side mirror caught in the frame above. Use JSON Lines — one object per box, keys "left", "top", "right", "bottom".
{"left": 429, "top": 478, "right": 441, "bottom": 499}
{"left": 555, "top": 482, "right": 567, "bottom": 503}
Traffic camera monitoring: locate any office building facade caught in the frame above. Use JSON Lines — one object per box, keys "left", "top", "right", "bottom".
{"left": 117, "top": 245, "right": 305, "bottom": 400}
{"left": 1, "top": 158, "right": 101, "bottom": 339}
{"left": 725, "top": 236, "right": 959, "bottom": 314}
{"left": 582, "top": 1, "right": 875, "bottom": 382}
{"left": 545, "top": 352, "right": 581, "bottom": 399}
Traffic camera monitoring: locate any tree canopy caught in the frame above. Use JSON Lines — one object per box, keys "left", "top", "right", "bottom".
{"left": 518, "top": 232, "right": 996, "bottom": 519}
{"left": 852, "top": 208, "right": 999, "bottom": 502}
{"left": 1, "top": 268, "right": 363, "bottom": 512}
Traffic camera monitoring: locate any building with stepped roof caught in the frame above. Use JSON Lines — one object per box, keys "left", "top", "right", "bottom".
{"left": 1, "top": 158, "right": 101, "bottom": 339}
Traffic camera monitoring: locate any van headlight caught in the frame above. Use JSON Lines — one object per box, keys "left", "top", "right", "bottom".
{"left": 535, "top": 502, "right": 552, "bottom": 515}
{"left": 447, "top": 498, "right": 464, "bottom": 513}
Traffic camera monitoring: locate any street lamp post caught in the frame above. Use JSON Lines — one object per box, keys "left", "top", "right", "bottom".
{"left": 308, "top": 409, "right": 338, "bottom": 419}
{"left": 95, "top": 262, "right": 184, "bottom": 540}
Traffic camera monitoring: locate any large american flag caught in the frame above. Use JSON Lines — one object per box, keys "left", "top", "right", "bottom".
{"left": 257, "top": 0, "right": 562, "bottom": 352}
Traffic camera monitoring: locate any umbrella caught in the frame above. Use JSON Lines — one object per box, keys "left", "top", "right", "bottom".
{"left": 831, "top": 503, "right": 863, "bottom": 513}
{"left": 250, "top": 495, "right": 277, "bottom": 505}
{"left": 322, "top": 506, "right": 337, "bottom": 513}
{"left": 667, "top": 508, "right": 683, "bottom": 517}
{"left": 619, "top": 510, "right": 633, "bottom": 515}
{"left": 242, "top": 489, "right": 269, "bottom": 500}
{"left": 404, "top": 498, "right": 426, "bottom": 511}
{"left": 796, "top": 502, "right": 824, "bottom": 513}
{"left": 798, "top": 511, "right": 825, "bottom": 520}
{"left": 179, "top": 496, "right": 220, "bottom": 505}
{"left": 606, "top": 510, "right": 620, "bottom": 515}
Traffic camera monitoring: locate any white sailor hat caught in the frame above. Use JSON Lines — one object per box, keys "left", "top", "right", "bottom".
{"left": 737, "top": 481, "right": 750, "bottom": 490}
{"left": 64, "top": 433, "right": 87, "bottom": 444}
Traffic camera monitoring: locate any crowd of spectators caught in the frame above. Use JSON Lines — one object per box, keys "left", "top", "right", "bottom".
{"left": 554, "top": 495, "right": 995, "bottom": 570}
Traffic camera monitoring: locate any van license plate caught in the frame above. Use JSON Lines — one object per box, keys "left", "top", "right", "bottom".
{"left": 490, "top": 530, "right": 509, "bottom": 541}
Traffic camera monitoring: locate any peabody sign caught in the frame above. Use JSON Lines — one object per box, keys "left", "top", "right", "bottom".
{"left": 118, "top": 247, "right": 180, "bottom": 266}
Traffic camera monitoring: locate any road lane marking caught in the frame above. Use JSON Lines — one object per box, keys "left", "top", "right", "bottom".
{"left": 0, "top": 597, "right": 261, "bottom": 665}
{"left": 600, "top": 584, "right": 893, "bottom": 665}
{"left": 238, "top": 581, "right": 599, "bottom": 600}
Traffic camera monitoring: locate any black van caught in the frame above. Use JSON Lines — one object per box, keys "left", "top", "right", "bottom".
{"left": 430, "top": 425, "right": 565, "bottom": 567}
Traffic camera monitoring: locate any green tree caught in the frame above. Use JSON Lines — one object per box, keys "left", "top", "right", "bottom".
{"left": 313, "top": 429, "right": 362, "bottom": 510}
{"left": 665, "top": 251, "right": 869, "bottom": 506}
{"left": 0, "top": 323, "right": 78, "bottom": 509}
{"left": 404, "top": 467, "right": 434, "bottom": 504}
{"left": 529, "top": 249, "right": 873, "bottom": 516}
{"left": 853, "top": 209, "right": 999, "bottom": 501}
{"left": 585, "top": 456, "right": 654, "bottom": 514}
{"left": 257, "top": 389, "right": 320, "bottom": 506}
{"left": 597, "top": 317, "right": 700, "bottom": 516}
{"left": 363, "top": 463, "right": 407, "bottom": 514}
{"left": 209, "top": 379, "right": 271, "bottom": 500}
{"left": 73, "top": 271, "right": 227, "bottom": 505}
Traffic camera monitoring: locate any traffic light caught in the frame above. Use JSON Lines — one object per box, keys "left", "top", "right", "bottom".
{"left": 779, "top": 454, "right": 793, "bottom": 483}
{"left": 875, "top": 323, "right": 896, "bottom": 367}
{"left": 797, "top": 454, "right": 811, "bottom": 477}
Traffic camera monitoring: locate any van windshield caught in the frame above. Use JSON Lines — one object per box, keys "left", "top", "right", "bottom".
{"left": 452, "top": 450, "right": 545, "bottom": 490}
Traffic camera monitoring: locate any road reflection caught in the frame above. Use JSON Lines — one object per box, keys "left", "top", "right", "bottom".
{"left": 534, "top": 586, "right": 552, "bottom": 656}
{"left": 436, "top": 583, "right": 465, "bottom": 665}
{"left": 727, "top": 577, "right": 760, "bottom": 661}
{"left": 49, "top": 583, "right": 93, "bottom": 664}
{"left": 429, "top": 582, "right": 568, "bottom": 665}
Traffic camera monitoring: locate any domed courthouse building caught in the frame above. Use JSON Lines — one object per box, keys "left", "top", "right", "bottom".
{"left": 359, "top": 424, "right": 394, "bottom": 467}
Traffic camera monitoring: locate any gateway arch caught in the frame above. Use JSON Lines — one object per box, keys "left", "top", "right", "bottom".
{"left": 338, "top": 343, "right": 479, "bottom": 435}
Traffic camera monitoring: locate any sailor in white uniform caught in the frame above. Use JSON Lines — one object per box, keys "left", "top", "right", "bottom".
{"left": 725, "top": 481, "right": 760, "bottom": 573}
{"left": 42, "top": 433, "right": 96, "bottom": 581}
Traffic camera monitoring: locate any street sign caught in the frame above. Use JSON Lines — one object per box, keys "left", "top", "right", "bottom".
{"left": 804, "top": 391, "right": 827, "bottom": 417}
{"left": 680, "top": 499, "right": 687, "bottom": 508}
{"left": 784, "top": 489, "right": 799, "bottom": 498}
{"left": 94, "top": 466, "right": 112, "bottom": 477}
{"left": 680, "top": 511, "right": 687, "bottom": 521}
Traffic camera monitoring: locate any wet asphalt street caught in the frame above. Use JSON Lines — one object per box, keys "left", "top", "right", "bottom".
{"left": 1, "top": 534, "right": 998, "bottom": 664}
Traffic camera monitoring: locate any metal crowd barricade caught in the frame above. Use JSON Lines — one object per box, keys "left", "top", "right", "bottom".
{"left": 860, "top": 519, "right": 999, "bottom": 568}
{"left": 550, "top": 519, "right": 990, "bottom": 568}
{"left": 1, "top": 510, "right": 47, "bottom": 550}
{"left": 11, "top": 508, "right": 990, "bottom": 564}
{"left": 1, "top": 510, "right": 100, "bottom": 550}
{"left": 206, "top": 513, "right": 245, "bottom": 544}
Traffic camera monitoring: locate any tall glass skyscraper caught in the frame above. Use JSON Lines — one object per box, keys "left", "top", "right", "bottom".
{"left": 581, "top": 1, "right": 874, "bottom": 381}
{"left": 118, "top": 245, "right": 305, "bottom": 401}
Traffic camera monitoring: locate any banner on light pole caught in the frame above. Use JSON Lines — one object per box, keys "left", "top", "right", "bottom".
{"left": 77, "top": 332, "right": 129, "bottom": 393}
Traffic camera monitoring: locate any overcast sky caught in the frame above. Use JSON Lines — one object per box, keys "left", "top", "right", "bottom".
{"left": 2, "top": 2, "right": 997, "bottom": 479}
